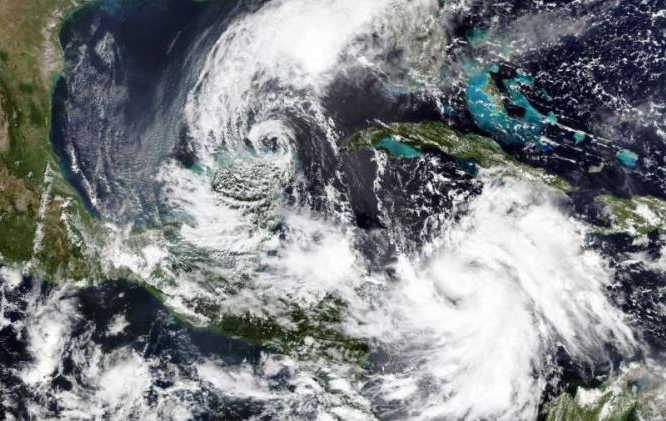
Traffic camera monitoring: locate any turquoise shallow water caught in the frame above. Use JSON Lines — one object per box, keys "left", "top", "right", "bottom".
{"left": 376, "top": 137, "right": 422, "bottom": 159}
{"left": 466, "top": 28, "right": 488, "bottom": 47}
{"left": 465, "top": 64, "right": 555, "bottom": 147}
{"left": 616, "top": 149, "right": 638, "bottom": 169}
{"left": 464, "top": 63, "right": 643, "bottom": 171}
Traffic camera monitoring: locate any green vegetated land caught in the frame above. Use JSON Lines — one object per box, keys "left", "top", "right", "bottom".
{"left": 345, "top": 120, "right": 666, "bottom": 238}
{"left": 344, "top": 121, "right": 575, "bottom": 191}
{"left": 0, "top": 0, "right": 97, "bottom": 278}
{"left": 545, "top": 363, "right": 666, "bottom": 421}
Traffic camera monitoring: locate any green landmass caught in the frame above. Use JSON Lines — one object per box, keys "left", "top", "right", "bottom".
{"left": 343, "top": 120, "right": 575, "bottom": 192}
{"left": 0, "top": 0, "right": 97, "bottom": 279}
{"left": 596, "top": 194, "right": 666, "bottom": 235}
{"left": 209, "top": 297, "right": 369, "bottom": 363}
{"left": 344, "top": 121, "right": 666, "bottom": 239}
{"left": 146, "top": 283, "right": 370, "bottom": 365}
{"left": 546, "top": 391, "right": 638, "bottom": 421}
{"left": 545, "top": 364, "right": 666, "bottom": 421}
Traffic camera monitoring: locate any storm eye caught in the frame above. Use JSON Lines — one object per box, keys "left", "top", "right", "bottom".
{"left": 260, "top": 136, "right": 281, "bottom": 153}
